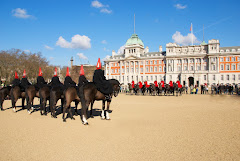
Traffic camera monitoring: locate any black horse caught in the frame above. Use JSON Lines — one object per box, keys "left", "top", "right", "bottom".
{"left": 78, "top": 79, "right": 120, "bottom": 125}
{"left": 11, "top": 86, "right": 26, "bottom": 112}
{"left": 0, "top": 86, "right": 12, "bottom": 111}
{"left": 50, "top": 86, "right": 65, "bottom": 118}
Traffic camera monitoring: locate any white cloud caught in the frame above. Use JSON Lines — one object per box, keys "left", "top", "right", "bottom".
{"left": 77, "top": 53, "right": 88, "bottom": 60}
{"left": 56, "top": 34, "right": 91, "bottom": 49}
{"left": 117, "top": 45, "right": 125, "bottom": 54}
{"left": 103, "top": 47, "right": 110, "bottom": 52}
{"left": 12, "top": 8, "right": 32, "bottom": 19}
{"left": 101, "top": 40, "right": 107, "bottom": 44}
{"left": 44, "top": 45, "right": 54, "bottom": 50}
{"left": 174, "top": 4, "right": 187, "bottom": 9}
{"left": 103, "top": 55, "right": 110, "bottom": 61}
{"left": 91, "top": 0, "right": 104, "bottom": 8}
{"left": 172, "top": 31, "right": 200, "bottom": 46}
{"left": 91, "top": 1, "right": 112, "bottom": 14}
{"left": 100, "top": 8, "right": 112, "bottom": 14}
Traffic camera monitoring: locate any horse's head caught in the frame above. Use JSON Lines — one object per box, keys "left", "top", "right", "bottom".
{"left": 109, "top": 79, "right": 120, "bottom": 97}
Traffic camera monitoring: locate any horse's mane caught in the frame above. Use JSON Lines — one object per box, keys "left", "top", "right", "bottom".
{"left": 109, "top": 79, "right": 120, "bottom": 86}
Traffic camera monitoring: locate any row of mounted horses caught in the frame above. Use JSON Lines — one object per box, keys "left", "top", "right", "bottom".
{"left": 127, "top": 83, "right": 186, "bottom": 96}
{"left": 0, "top": 79, "right": 121, "bottom": 125}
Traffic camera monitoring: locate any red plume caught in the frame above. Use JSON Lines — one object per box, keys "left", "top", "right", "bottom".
{"left": 23, "top": 69, "right": 26, "bottom": 78}
{"left": 15, "top": 71, "right": 19, "bottom": 79}
{"left": 39, "top": 67, "right": 43, "bottom": 76}
{"left": 54, "top": 67, "right": 57, "bottom": 77}
{"left": 96, "top": 58, "right": 101, "bottom": 69}
{"left": 80, "top": 65, "right": 84, "bottom": 76}
{"left": 66, "top": 67, "right": 70, "bottom": 77}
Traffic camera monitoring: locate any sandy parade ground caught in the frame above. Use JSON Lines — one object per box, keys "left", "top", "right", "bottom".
{"left": 0, "top": 93, "right": 240, "bottom": 161}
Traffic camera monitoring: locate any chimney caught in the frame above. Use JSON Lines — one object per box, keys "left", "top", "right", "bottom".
{"left": 159, "top": 45, "right": 162, "bottom": 52}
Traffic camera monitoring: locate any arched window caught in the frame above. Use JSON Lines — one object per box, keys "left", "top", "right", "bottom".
{"left": 155, "top": 67, "right": 157, "bottom": 72}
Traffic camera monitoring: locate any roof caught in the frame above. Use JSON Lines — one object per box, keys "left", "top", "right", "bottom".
{"left": 125, "top": 34, "right": 144, "bottom": 46}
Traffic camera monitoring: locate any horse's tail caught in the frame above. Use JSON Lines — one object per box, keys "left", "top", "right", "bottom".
{"left": 79, "top": 85, "right": 88, "bottom": 123}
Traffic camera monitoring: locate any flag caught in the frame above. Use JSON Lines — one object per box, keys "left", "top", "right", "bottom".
{"left": 190, "top": 23, "right": 192, "bottom": 31}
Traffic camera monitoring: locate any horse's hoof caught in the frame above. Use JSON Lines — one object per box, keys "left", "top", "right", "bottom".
{"left": 31, "top": 107, "right": 34, "bottom": 110}
{"left": 83, "top": 122, "right": 88, "bottom": 125}
{"left": 71, "top": 117, "right": 75, "bottom": 120}
{"left": 1, "top": 108, "right": 4, "bottom": 111}
{"left": 106, "top": 118, "right": 111, "bottom": 120}
{"left": 74, "top": 113, "right": 78, "bottom": 116}
{"left": 101, "top": 117, "right": 105, "bottom": 120}
{"left": 12, "top": 108, "right": 16, "bottom": 113}
{"left": 63, "top": 119, "right": 66, "bottom": 122}
{"left": 27, "top": 110, "right": 31, "bottom": 114}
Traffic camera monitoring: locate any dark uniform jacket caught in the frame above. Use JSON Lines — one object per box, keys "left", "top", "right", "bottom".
{"left": 93, "top": 69, "right": 113, "bottom": 95}
{"left": 20, "top": 78, "right": 31, "bottom": 92}
{"left": 64, "top": 76, "right": 76, "bottom": 89}
{"left": 36, "top": 76, "right": 47, "bottom": 88}
{"left": 49, "top": 76, "right": 63, "bottom": 88}
{"left": 78, "top": 75, "right": 88, "bottom": 87}
{"left": 11, "top": 79, "right": 21, "bottom": 88}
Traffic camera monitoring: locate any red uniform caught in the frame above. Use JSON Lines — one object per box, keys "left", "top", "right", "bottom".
{"left": 176, "top": 81, "right": 181, "bottom": 88}
{"left": 144, "top": 81, "right": 150, "bottom": 88}
{"left": 139, "top": 82, "right": 143, "bottom": 89}
{"left": 131, "top": 81, "right": 135, "bottom": 88}
{"left": 161, "top": 81, "right": 165, "bottom": 88}
{"left": 154, "top": 81, "right": 158, "bottom": 87}
{"left": 169, "top": 81, "right": 173, "bottom": 88}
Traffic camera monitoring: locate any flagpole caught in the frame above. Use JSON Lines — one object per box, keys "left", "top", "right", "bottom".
{"left": 191, "top": 23, "right": 193, "bottom": 46}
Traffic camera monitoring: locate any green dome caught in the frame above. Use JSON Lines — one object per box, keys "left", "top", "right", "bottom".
{"left": 125, "top": 34, "right": 144, "bottom": 46}
{"left": 201, "top": 40, "right": 207, "bottom": 45}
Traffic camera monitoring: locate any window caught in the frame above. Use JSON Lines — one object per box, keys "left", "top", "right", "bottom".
{"left": 233, "top": 75, "right": 235, "bottom": 81}
{"left": 190, "top": 66, "right": 194, "bottom": 71}
{"left": 221, "top": 75, "right": 224, "bottom": 80}
{"left": 136, "top": 68, "right": 138, "bottom": 73}
{"left": 159, "top": 60, "right": 162, "bottom": 64}
{"left": 151, "top": 76, "right": 153, "bottom": 81}
{"left": 238, "top": 57, "right": 240, "bottom": 61}
{"left": 123, "top": 68, "right": 125, "bottom": 73}
{"left": 178, "top": 59, "right": 181, "bottom": 63}
{"left": 169, "top": 75, "right": 172, "bottom": 80}
{"left": 127, "top": 76, "right": 129, "bottom": 82}
{"left": 184, "top": 66, "right": 187, "bottom": 71}
{"left": 146, "top": 67, "right": 149, "bottom": 72}
{"left": 227, "top": 75, "right": 229, "bottom": 80}
{"left": 134, "top": 49, "right": 136, "bottom": 53}
{"left": 220, "top": 64, "right": 224, "bottom": 70}
{"left": 150, "top": 67, "right": 153, "bottom": 72}
{"left": 140, "top": 61, "right": 143, "bottom": 65}
{"left": 146, "top": 76, "right": 149, "bottom": 81}
{"left": 141, "top": 76, "right": 143, "bottom": 81}
{"left": 211, "top": 58, "right": 216, "bottom": 62}
{"left": 220, "top": 58, "right": 224, "bottom": 62}
{"left": 131, "top": 62, "right": 133, "bottom": 65}
{"left": 159, "top": 66, "right": 162, "bottom": 72}
{"left": 131, "top": 68, "right": 133, "bottom": 73}
{"left": 226, "top": 64, "right": 230, "bottom": 70}
{"left": 212, "top": 65, "right": 216, "bottom": 71}
{"left": 238, "top": 64, "right": 240, "bottom": 70}
{"left": 155, "top": 61, "right": 157, "bottom": 64}
{"left": 115, "top": 69, "right": 117, "bottom": 73}
{"left": 154, "top": 67, "right": 157, "bottom": 72}
{"left": 204, "top": 65, "right": 207, "bottom": 70}
{"left": 112, "top": 69, "right": 114, "bottom": 73}
{"left": 197, "top": 66, "right": 201, "bottom": 71}
{"left": 127, "top": 68, "right": 129, "bottom": 73}
{"left": 190, "top": 59, "right": 194, "bottom": 63}
{"left": 213, "top": 75, "right": 215, "bottom": 81}
{"left": 136, "top": 61, "right": 138, "bottom": 65}
{"left": 204, "top": 58, "right": 208, "bottom": 62}
{"left": 155, "top": 76, "right": 157, "bottom": 81}
{"left": 127, "top": 62, "right": 129, "bottom": 66}
{"left": 122, "top": 76, "right": 124, "bottom": 81}
{"left": 238, "top": 74, "right": 240, "bottom": 80}
{"left": 232, "top": 57, "right": 236, "bottom": 61}
{"left": 204, "top": 75, "right": 206, "bottom": 80}
{"left": 150, "top": 61, "right": 153, "bottom": 65}
{"left": 184, "top": 59, "right": 188, "bottom": 63}
{"left": 146, "top": 61, "right": 149, "bottom": 65}
{"left": 178, "top": 66, "right": 181, "bottom": 71}
{"left": 169, "top": 66, "right": 172, "bottom": 71}
{"left": 226, "top": 57, "right": 230, "bottom": 62}
{"left": 141, "top": 68, "right": 143, "bottom": 73}
{"left": 232, "top": 64, "right": 236, "bottom": 70}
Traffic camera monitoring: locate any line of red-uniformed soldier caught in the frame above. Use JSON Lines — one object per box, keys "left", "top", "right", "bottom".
{"left": 131, "top": 80, "right": 182, "bottom": 89}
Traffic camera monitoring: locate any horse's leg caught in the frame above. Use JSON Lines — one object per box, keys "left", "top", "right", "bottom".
{"left": 40, "top": 97, "right": 43, "bottom": 115}
{"left": 106, "top": 101, "right": 111, "bottom": 120}
{"left": 43, "top": 98, "right": 47, "bottom": 115}
{"left": 90, "top": 100, "right": 95, "bottom": 118}
{"left": 0, "top": 97, "right": 3, "bottom": 111}
{"left": 22, "top": 97, "right": 25, "bottom": 109}
{"left": 26, "top": 96, "right": 31, "bottom": 114}
{"left": 11, "top": 93, "right": 16, "bottom": 112}
{"left": 62, "top": 102, "right": 67, "bottom": 122}
{"left": 101, "top": 100, "right": 106, "bottom": 120}
{"left": 74, "top": 100, "right": 79, "bottom": 116}
{"left": 68, "top": 106, "right": 75, "bottom": 120}
{"left": 81, "top": 101, "right": 90, "bottom": 125}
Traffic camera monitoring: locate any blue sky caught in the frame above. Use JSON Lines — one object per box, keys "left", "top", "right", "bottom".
{"left": 1, "top": 0, "right": 239, "bottom": 67}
